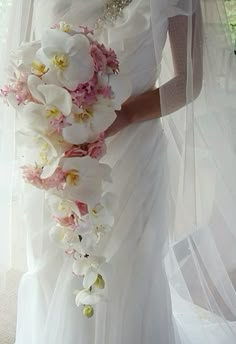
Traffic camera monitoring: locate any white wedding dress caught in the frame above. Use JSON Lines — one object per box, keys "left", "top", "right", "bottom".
{"left": 15, "top": 1, "right": 177, "bottom": 343}
{"left": 13, "top": 0, "right": 236, "bottom": 343}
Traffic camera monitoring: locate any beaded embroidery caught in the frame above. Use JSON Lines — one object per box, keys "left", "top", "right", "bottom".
{"left": 95, "top": 0, "right": 133, "bottom": 29}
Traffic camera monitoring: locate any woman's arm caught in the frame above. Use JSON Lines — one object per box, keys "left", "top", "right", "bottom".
{"left": 105, "top": 6, "right": 203, "bottom": 137}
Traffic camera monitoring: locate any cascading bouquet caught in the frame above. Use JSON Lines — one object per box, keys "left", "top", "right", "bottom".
{"left": 1, "top": 22, "right": 131, "bottom": 318}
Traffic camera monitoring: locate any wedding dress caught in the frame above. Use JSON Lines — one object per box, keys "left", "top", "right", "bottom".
{"left": 15, "top": 1, "right": 177, "bottom": 343}
{"left": 7, "top": 0, "right": 236, "bottom": 343}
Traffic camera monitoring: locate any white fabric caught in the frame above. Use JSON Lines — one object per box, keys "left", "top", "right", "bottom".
{"left": 0, "top": 0, "right": 35, "bottom": 290}
{"left": 159, "top": 0, "right": 236, "bottom": 342}
{"left": 16, "top": 2, "right": 177, "bottom": 343}
{"left": 0, "top": 0, "right": 236, "bottom": 343}
{"left": 0, "top": 0, "right": 14, "bottom": 290}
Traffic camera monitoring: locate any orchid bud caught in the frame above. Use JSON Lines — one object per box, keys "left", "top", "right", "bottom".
{"left": 83, "top": 305, "right": 94, "bottom": 318}
{"left": 94, "top": 274, "right": 105, "bottom": 289}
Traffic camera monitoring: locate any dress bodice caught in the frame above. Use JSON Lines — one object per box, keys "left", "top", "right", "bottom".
{"left": 33, "top": 0, "right": 159, "bottom": 96}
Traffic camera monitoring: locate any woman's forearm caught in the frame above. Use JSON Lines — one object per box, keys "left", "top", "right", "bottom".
{"left": 106, "top": 9, "right": 203, "bottom": 137}
{"left": 123, "top": 87, "right": 161, "bottom": 124}
{"left": 123, "top": 7, "right": 203, "bottom": 125}
{"left": 123, "top": 74, "right": 200, "bottom": 125}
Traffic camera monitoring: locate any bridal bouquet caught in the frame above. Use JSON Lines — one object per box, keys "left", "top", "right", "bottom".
{"left": 1, "top": 22, "right": 131, "bottom": 318}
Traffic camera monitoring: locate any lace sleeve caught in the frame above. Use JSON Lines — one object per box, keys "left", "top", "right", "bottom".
{"left": 159, "top": 2, "right": 203, "bottom": 115}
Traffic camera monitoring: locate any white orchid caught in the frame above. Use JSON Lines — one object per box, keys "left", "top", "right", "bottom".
{"left": 38, "top": 132, "right": 72, "bottom": 178}
{"left": 98, "top": 73, "right": 132, "bottom": 110}
{"left": 17, "top": 131, "right": 64, "bottom": 177}
{"left": 75, "top": 288, "right": 104, "bottom": 307}
{"left": 36, "top": 29, "right": 94, "bottom": 90}
{"left": 89, "top": 193, "right": 115, "bottom": 227}
{"left": 22, "top": 75, "right": 72, "bottom": 133}
{"left": 12, "top": 40, "right": 41, "bottom": 64}
{"left": 10, "top": 40, "right": 41, "bottom": 74}
{"left": 73, "top": 255, "right": 107, "bottom": 289}
{"left": 62, "top": 98, "right": 117, "bottom": 145}
{"left": 80, "top": 224, "right": 111, "bottom": 252}
{"left": 47, "top": 193, "right": 80, "bottom": 218}
{"left": 62, "top": 157, "right": 112, "bottom": 205}
{"left": 79, "top": 193, "right": 116, "bottom": 250}
{"left": 49, "top": 224, "right": 80, "bottom": 248}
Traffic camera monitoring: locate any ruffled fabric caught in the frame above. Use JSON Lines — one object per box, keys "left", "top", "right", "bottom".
{"left": 33, "top": 0, "right": 150, "bottom": 48}
{"left": 33, "top": 0, "right": 159, "bottom": 96}
{"left": 14, "top": 2, "right": 178, "bottom": 344}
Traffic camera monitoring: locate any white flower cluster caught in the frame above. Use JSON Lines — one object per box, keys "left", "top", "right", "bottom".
{"left": 2, "top": 23, "right": 132, "bottom": 318}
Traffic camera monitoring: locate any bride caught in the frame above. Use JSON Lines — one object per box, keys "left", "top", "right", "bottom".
{"left": 2, "top": 0, "right": 236, "bottom": 343}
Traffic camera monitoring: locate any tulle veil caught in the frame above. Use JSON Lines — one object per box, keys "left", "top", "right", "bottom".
{"left": 1, "top": 0, "right": 236, "bottom": 342}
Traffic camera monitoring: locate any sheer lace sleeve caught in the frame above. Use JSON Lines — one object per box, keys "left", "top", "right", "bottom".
{"left": 159, "top": 3, "right": 203, "bottom": 115}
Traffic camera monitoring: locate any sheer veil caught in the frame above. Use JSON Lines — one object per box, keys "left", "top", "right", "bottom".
{"left": 158, "top": 0, "right": 236, "bottom": 340}
{"left": 1, "top": 0, "right": 236, "bottom": 342}
{"left": 0, "top": 0, "right": 34, "bottom": 289}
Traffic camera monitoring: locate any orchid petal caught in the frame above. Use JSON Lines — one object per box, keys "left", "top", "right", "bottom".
{"left": 73, "top": 258, "right": 90, "bottom": 276}
{"left": 62, "top": 122, "right": 90, "bottom": 145}
{"left": 75, "top": 289, "right": 102, "bottom": 306}
{"left": 40, "top": 156, "right": 61, "bottom": 179}
{"left": 108, "top": 74, "right": 132, "bottom": 110}
{"left": 37, "top": 84, "right": 72, "bottom": 115}
{"left": 40, "top": 29, "right": 70, "bottom": 57}
{"left": 27, "top": 75, "right": 45, "bottom": 103}
{"left": 83, "top": 270, "right": 98, "bottom": 289}
{"left": 91, "top": 104, "right": 117, "bottom": 133}
{"left": 65, "top": 34, "right": 90, "bottom": 56}
{"left": 23, "top": 102, "right": 48, "bottom": 131}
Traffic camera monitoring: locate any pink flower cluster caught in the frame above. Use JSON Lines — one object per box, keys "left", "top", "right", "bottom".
{"left": 70, "top": 74, "right": 98, "bottom": 107}
{"left": 65, "top": 134, "right": 107, "bottom": 160}
{"left": 22, "top": 133, "right": 106, "bottom": 191}
{"left": 0, "top": 73, "right": 33, "bottom": 106}
{"left": 93, "top": 43, "right": 119, "bottom": 74}
{"left": 22, "top": 166, "right": 66, "bottom": 190}
{"left": 70, "top": 38, "right": 119, "bottom": 108}
{"left": 49, "top": 115, "right": 68, "bottom": 134}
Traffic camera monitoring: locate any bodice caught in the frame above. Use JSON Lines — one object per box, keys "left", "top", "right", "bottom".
{"left": 33, "top": 0, "right": 159, "bottom": 96}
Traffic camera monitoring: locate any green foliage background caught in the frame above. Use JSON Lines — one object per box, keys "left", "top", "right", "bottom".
{"left": 225, "top": 0, "right": 236, "bottom": 49}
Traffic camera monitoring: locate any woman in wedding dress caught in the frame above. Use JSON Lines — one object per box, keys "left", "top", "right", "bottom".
{"left": 16, "top": 1, "right": 179, "bottom": 342}
{"left": 3, "top": 0, "right": 236, "bottom": 343}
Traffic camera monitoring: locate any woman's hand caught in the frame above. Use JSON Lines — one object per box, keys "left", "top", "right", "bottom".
{"left": 105, "top": 87, "right": 162, "bottom": 138}
{"left": 105, "top": 96, "right": 134, "bottom": 138}
{"left": 105, "top": 108, "right": 131, "bottom": 138}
